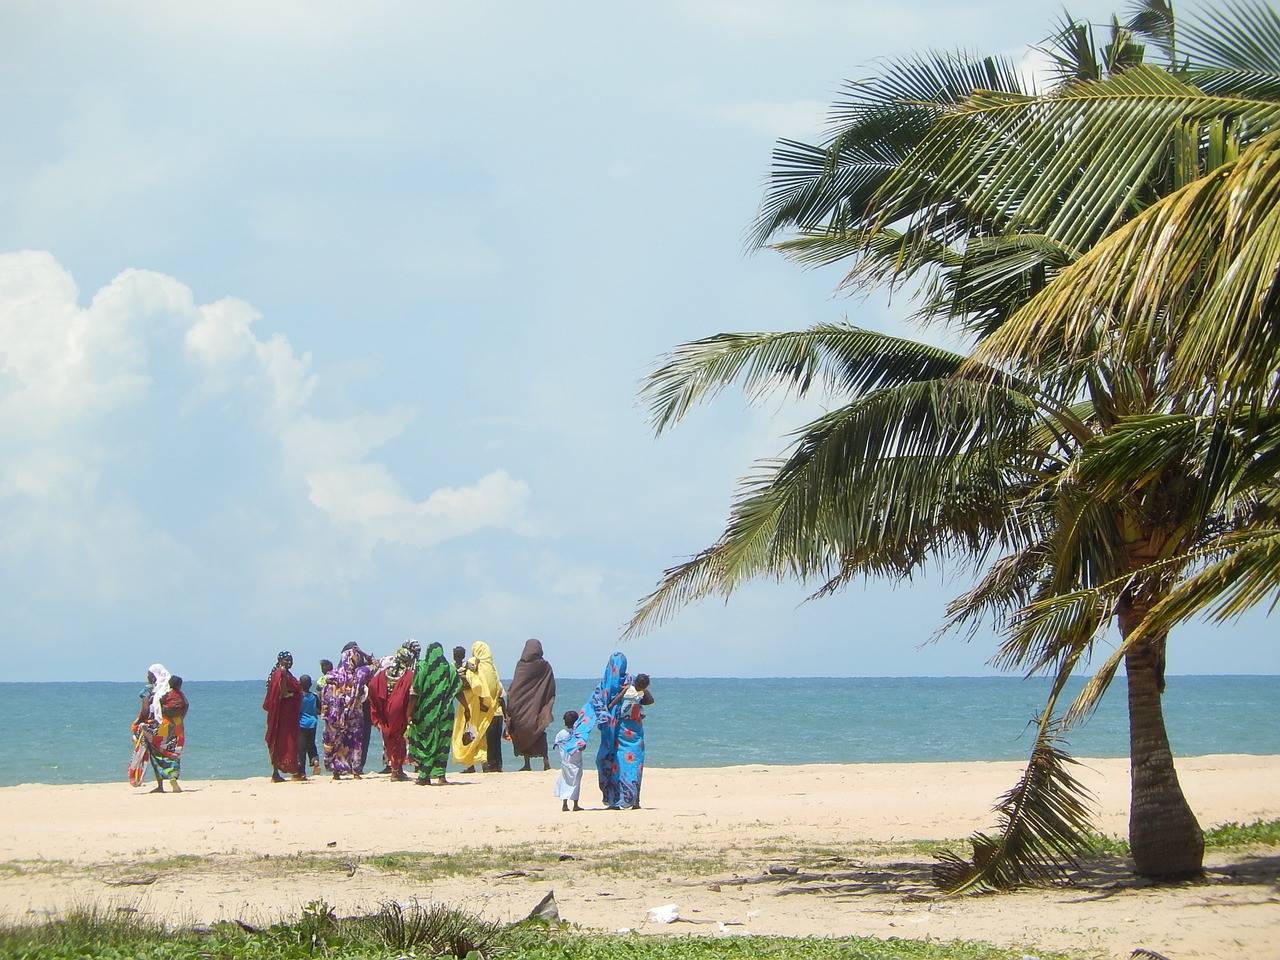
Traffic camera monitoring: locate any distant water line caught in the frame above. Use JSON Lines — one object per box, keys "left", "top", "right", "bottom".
{"left": 0, "top": 675, "right": 1275, "bottom": 787}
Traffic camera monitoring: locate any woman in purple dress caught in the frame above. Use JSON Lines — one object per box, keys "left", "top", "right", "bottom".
{"left": 320, "top": 645, "right": 375, "bottom": 779}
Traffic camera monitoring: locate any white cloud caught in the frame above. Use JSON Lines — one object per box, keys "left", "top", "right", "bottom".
{"left": 0, "top": 252, "right": 148, "bottom": 434}
{"left": 0, "top": 251, "right": 535, "bottom": 583}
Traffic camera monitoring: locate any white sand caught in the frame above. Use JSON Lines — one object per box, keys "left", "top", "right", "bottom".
{"left": 0, "top": 755, "right": 1276, "bottom": 959}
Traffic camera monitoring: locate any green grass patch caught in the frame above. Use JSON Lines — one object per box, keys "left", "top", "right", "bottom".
{"left": 1204, "top": 818, "right": 1280, "bottom": 848}
{"left": 501, "top": 929, "right": 1079, "bottom": 960}
{"left": 0, "top": 859, "right": 66, "bottom": 878}
{"left": 1080, "top": 831, "right": 1130, "bottom": 857}
{"left": 0, "top": 901, "right": 1082, "bottom": 960}
{"left": 1077, "top": 818, "right": 1280, "bottom": 859}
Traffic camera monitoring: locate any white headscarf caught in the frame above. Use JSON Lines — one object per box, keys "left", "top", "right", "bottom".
{"left": 147, "top": 663, "right": 171, "bottom": 724}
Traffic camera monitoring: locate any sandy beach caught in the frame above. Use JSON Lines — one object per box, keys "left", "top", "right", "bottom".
{"left": 0, "top": 755, "right": 1276, "bottom": 959}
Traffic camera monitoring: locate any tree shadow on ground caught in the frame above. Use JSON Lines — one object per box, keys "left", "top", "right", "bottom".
{"left": 714, "top": 851, "right": 1280, "bottom": 902}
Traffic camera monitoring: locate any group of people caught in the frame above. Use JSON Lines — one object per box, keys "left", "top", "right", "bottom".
{"left": 261, "top": 642, "right": 655, "bottom": 810}
{"left": 126, "top": 643, "right": 654, "bottom": 812}
{"left": 262, "top": 638, "right": 571, "bottom": 789}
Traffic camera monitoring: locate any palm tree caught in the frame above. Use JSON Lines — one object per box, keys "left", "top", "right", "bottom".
{"left": 628, "top": 0, "right": 1280, "bottom": 884}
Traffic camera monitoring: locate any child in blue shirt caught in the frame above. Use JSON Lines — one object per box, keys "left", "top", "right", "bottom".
{"left": 298, "top": 674, "right": 320, "bottom": 776}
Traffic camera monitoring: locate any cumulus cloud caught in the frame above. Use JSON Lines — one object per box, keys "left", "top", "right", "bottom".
{"left": 0, "top": 250, "right": 534, "bottom": 580}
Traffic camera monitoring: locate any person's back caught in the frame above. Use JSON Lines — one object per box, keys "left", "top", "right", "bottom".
{"left": 300, "top": 690, "right": 318, "bottom": 727}
{"left": 298, "top": 675, "right": 320, "bottom": 776}
{"left": 554, "top": 710, "right": 583, "bottom": 812}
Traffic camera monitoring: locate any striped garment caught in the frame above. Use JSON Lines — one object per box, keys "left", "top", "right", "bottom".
{"left": 407, "top": 642, "right": 461, "bottom": 781}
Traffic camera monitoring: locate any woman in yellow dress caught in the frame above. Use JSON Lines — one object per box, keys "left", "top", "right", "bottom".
{"left": 452, "top": 641, "right": 504, "bottom": 772}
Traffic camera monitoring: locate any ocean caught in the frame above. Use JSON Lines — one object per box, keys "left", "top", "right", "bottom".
{"left": 1, "top": 675, "right": 1275, "bottom": 788}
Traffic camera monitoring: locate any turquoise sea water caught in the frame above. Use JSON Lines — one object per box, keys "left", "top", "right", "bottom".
{"left": 1, "top": 675, "right": 1275, "bottom": 787}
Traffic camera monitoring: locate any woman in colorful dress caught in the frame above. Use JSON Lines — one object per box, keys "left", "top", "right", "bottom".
{"left": 367, "top": 640, "right": 419, "bottom": 781}
{"left": 320, "top": 645, "right": 376, "bottom": 779}
{"left": 609, "top": 672, "right": 653, "bottom": 809}
{"left": 129, "top": 664, "right": 189, "bottom": 793}
{"left": 407, "top": 641, "right": 469, "bottom": 785}
{"left": 263, "top": 651, "right": 305, "bottom": 782}
{"left": 505, "top": 638, "right": 556, "bottom": 771}
{"left": 571, "top": 652, "right": 629, "bottom": 808}
{"left": 451, "top": 640, "right": 502, "bottom": 773}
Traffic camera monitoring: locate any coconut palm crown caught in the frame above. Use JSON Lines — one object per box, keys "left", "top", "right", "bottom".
{"left": 628, "top": 0, "right": 1280, "bottom": 886}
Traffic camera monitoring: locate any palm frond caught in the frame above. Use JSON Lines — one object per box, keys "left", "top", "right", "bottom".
{"left": 969, "top": 129, "right": 1280, "bottom": 408}
{"left": 992, "top": 585, "right": 1110, "bottom": 676}
{"left": 627, "top": 377, "right": 1046, "bottom": 636}
{"left": 1125, "top": 0, "right": 1176, "bottom": 67}
{"left": 933, "top": 718, "right": 1098, "bottom": 892}
{"left": 1123, "top": 528, "right": 1280, "bottom": 639}
{"left": 749, "top": 51, "right": 1032, "bottom": 252}
{"left": 880, "top": 64, "right": 1280, "bottom": 261}
{"left": 640, "top": 324, "right": 971, "bottom": 435}
{"left": 1178, "top": 0, "right": 1280, "bottom": 77}
{"left": 939, "top": 544, "right": 1053, "bottom": 640}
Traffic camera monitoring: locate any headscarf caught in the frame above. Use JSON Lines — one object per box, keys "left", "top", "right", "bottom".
{"left": 386, "top": 641, "right": 419, "bottom": 686}
{"left": 571, "top": 652, "right": 628, "bottom": 751}
{"left": 505, "top": 639, "right": 557, "bottom": 754}
{"left": 146, "top": 663, "right": 172, "bottom": 724}
{"left": 470, "top": 641, "right": 503, "bottom": 704}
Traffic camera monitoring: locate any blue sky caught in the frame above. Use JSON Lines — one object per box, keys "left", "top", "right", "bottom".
{"left": 2, "top": 1, "right": 1273, "bottom": 682}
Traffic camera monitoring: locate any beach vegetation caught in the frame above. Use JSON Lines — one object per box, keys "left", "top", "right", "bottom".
{"left": 0, "top": 859, "right": 61, "bottom": 877}
{"left": 1084, "top": 816, "right": 1280, "bottom": 857}
{"left": 626, "top": 0, "right": 1280, "bottom": 888}
{"left": 1202, "top": 817, "right": 1280, "bottom": 848}
{"left": 0, "top": 901, "right": 1080, "bottom": 960}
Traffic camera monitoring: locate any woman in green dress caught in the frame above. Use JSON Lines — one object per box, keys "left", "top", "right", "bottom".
{"left": 406, "top": 642, "right": 470, "bottom": 785}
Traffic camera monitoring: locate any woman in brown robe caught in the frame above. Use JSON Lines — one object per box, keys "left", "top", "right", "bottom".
{"left": 505, "top": 638, "right": 556, "bottom": 771}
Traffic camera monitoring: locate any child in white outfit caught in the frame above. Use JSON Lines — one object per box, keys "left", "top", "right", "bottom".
{"left": 553, "top": 710, "right": 583, "bottom": 812}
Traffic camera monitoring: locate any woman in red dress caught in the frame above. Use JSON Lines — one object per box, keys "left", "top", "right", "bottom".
{"left": 367, "top": 641, "right": 419, "bottom": 781}
{"left": 263, "top": 651, "right": 305, "bottom": 782}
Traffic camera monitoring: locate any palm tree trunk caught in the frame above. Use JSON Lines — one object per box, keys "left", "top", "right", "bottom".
{"left": 1120, "top": 601, "right": 1204, "bottom": 879}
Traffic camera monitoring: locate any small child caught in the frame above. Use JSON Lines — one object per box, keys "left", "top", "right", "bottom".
{"left": 611, "top": 673, "right": 652, "bottom": 712}
{"left": 553, "top": 710, "right": 583, "bottom": 812}
{"left": 298, "top": 674, "right": 320, "bottom": 776}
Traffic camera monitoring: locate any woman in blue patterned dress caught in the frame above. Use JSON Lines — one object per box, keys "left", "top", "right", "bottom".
{"left": 572, "top": 652, "right": 650, "bottom": 809}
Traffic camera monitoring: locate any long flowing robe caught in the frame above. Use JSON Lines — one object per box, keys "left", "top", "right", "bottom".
{"left": 127, "top": 679, "right": 156, "bottom": 786}
{"left": 128, "top": 666, "right": 187, "bottom": 786}
{"left": 615, "top": 688, "right": 646, "bottom": 808}
{"left": 451, "top": 641, "right": 501, "bottom": 767}
{"left": 321, "top": 648, "right": 374, "bottom": 775}
{"left": 572, "top": 652, "right": 629, "bottom": 807}
{"left": 406, "top": 642, "right": 460, "bottom": 780}
{"left": 367, "top": 661, "right": 414, "bottom": 773}
{"left": 263, "top": 664, "right": 301, "bottom": 774}
{"left": 144, "top": 688, "right": 189, "bottom": 782}
{"left": 553, "top": 726, "right": 583, "bottom": 801}
{"left": 505, "top": 638, "right": 556, "bottom": 758}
